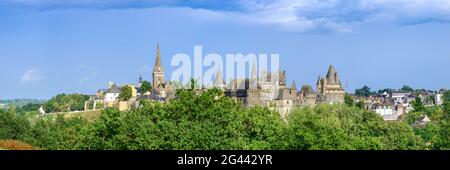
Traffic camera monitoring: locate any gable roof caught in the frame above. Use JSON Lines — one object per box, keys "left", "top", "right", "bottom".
{"left": 105, "top": 84, "right": 121, "bottom": 93}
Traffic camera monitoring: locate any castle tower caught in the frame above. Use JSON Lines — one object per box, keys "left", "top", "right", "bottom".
{"left": 152, "top": 44, "right": 165, "bottom": 88}
{"left": 316, "top": 75, "right": 325, "bottom": 95}
{"left": 326, "top": 64, "right": 340, "bottom": 85}
{"left": 290, "top": 80, "right": 297, "bottom": 96}
{"left": 300, "top": 85, "right": 317, "bottom": 106}
{"left": 279, "top": 70, "right": 287, "bottom": 89}
{"left": 316, "top": 64, "right": 345, "bottom": 104}
{"left": 213, "top": 68, "right": 226, "bottom": 89}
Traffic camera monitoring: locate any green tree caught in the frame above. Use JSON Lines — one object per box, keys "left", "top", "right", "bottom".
{"left": 24, "top": 114, "right": 92, "bottom": 150}
{"left": 400, "top": 85, "right": 414, "bottom": 92}
{"left": 44, "top": 94, "right": 89, "bottom": 112}
{"left": 344, "top": 94, "right": 354, "bottom": 107}
{"left": 3, "top": 88, "right": 437, "bottom": 150}
{"left": 140, "top": 80, "right": 152, "bottom": 94}
{"left": 118, "top": 86, "right": 133, "bottom": 101}
{"left": 412, "top": 95, "right": 425, "bottom": 112}
{"left": 184, "top": 78, "right": 200, "bottom": 90}
{"left": 0, "top": 106, "right": 30, "bottom": 140}
{"left": 355, "top": 86, "right": 373, "bottom": 97}
{"left": 285, "top": 105, "right": 423, "bottom": 150}
{"left": 17, "top": 103, "right": 41, "bottom": 114}
{"left": 378, "top": 88, "right": 395, "bottom": 94}
{"left": 443, "top": 90, "right": 450, "bottom": 116}
{"left": 356, "top": 101, "right": 365, "bottom": 109}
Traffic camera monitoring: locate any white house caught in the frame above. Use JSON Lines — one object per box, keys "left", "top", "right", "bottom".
{"left": 104, "top": 84, "right": 121, "bottom": 102}
{"left": 373, "top": 103, "right": 403, "bottom": 121}
{"left": 435, "top": 93, "right": 444, "bottom": 106}
{"left": 391, "top": 93, "right": 409, "bottom": 104}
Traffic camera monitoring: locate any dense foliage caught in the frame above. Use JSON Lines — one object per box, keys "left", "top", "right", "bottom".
{"left": 44, "top": 94, "right": 89, "bottom": 113}
{"left": 401, "top": 85, "right": 414, "bottom": 93}
{"left": 140, "top": 80, "right": 152, "bottom": 94}
{"left": 355, "top": 86, "right": 373, "bottom": 97}
{"left": 0, "top": 89, "right": 448, "bottom": 150}
{"left": 344, "top": 94, "right": 354, "bottom": 107}
{"left": 0, "top": 106, "right": 30, "bottom": 140}
{"left": 402, "top": 90, "right": 450, "bottom": 149}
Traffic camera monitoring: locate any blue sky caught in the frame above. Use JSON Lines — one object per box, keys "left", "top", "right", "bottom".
{"left": 1, "top": 0, "right": 450, "bottom": 99}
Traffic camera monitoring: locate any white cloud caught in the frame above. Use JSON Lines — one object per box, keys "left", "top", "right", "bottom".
{"left": 234, "top": 0, "right": 450, "bottom": 32}
{"left": 21, "top": 68, "right": 44, "bottom": 83}
{"left": 3, "top": 0, "right": 450, "bottom": 32}
{"left": 153, "top": 0, "right": 450, "bottom": 33}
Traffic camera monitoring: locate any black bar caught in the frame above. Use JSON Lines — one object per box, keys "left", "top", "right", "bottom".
{"left": 0, "top": 150, "right": 448, "bottom": 169}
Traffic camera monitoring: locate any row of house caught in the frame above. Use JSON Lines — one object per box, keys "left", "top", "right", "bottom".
{"left": 354, "top": 89, "right": 446, "bottom": 121}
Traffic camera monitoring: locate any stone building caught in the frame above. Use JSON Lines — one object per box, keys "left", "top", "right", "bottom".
{"left": 297, "top": 85, "right": 317, "bottom": 107}
{"left": 216, "top": 64, "right": 346, "bottom": 118}
{"left": 316, "top": 65, "right": 346, "bottom": 104}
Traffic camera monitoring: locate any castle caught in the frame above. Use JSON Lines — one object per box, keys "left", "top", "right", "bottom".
{"left": 90, "top": 44, "right": 346, "bottom": 117}
{"left": 212, "top": 61, "right": 345, "bottom": 118}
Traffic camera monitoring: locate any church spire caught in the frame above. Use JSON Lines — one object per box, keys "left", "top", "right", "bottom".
{"left": 152, "top": 43, "right": 164, "bottom": 88}
{"left": 154, "top": 43, "right": 163, "bottom": 72}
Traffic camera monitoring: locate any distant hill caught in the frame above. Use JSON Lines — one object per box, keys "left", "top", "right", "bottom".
{"left": 0, "top": 99, "right": 47, "bottom": 108}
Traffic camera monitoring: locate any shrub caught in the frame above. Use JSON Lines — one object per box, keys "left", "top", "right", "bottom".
{"left": 0, "top": 140, "right": 37, "bottom": 150}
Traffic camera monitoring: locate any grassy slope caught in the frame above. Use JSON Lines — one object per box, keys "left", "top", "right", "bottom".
{"left": 38, "top": 110, "right": 102, "bottom": 122}
{"left": 62, "top": 110, "right": 102, "bottom": 122}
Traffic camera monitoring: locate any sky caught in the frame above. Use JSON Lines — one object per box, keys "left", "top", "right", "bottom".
{"left": 1, "top": 0, "right": 450, "bottom": 99}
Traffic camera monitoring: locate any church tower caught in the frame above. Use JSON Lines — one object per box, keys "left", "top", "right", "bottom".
{"left": 152, "top": 44, "right": 164, "bottom": 88}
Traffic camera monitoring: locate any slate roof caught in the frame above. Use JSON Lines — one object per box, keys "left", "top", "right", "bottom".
{"left": 325, "top": 64, "right": 340, "bottom": 85}
{"left": 300, "top": 85, "right": 315, "bottom": 94}
{"left": 105, "top": 84, "right": 121, "bottom": 93}
{"left": 276, "top": 89, "right": 293, "bottom": 100}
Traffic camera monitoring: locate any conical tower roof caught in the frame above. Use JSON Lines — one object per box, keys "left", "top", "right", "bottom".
{"left": 154, "top": 43, "right": 163, "bottom": 72}
{"left": 291, "top": 80, "right": 297, "bottom": 90}
{"left": 326, "top": 64, "right": 337, "bottom": 84}
{"left": 316, "top": 75, "right": 323, "bottom": 85}
{"left": 214, "top": 68, "right": 225, "bottom": 84}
